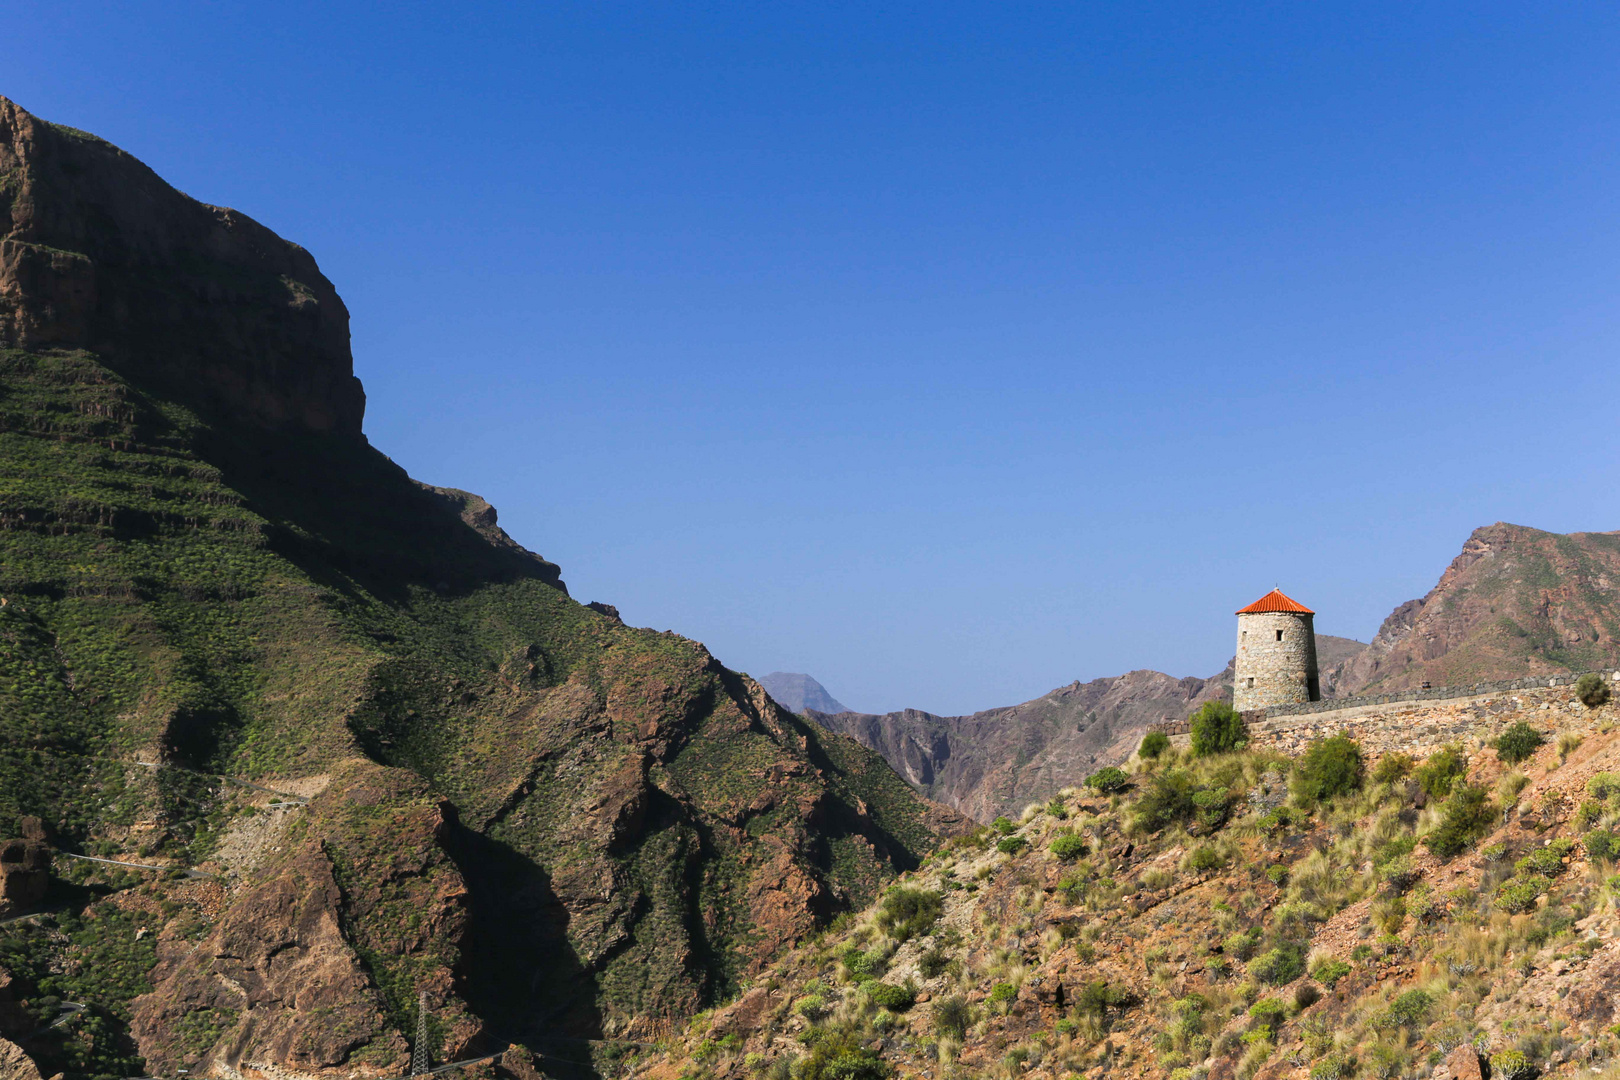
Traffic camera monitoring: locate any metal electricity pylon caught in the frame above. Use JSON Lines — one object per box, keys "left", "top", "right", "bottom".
{"left": 411, "top": 991, "right": 431, "bottom": 1075}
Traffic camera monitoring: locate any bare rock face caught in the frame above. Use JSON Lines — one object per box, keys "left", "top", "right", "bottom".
{"left": 0, "top": 96, "right": 364, "bottom": 435}
{"left": 0, "top": 818, "right": 50, "bottom": 915}
{"left": 0, "top": 1035, "right": 45, "bottom": 1080}
{"left": 1333, "top": 522, "right": 1620, "bottom": 694}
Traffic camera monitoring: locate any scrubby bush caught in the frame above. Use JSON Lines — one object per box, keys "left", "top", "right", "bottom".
{"left": 1086, "top": 767, "right": 1129, "bottom": 794}
{"left": 1223, "top": 926, "right": 1262, "bottom": 961}
{"left": 1489, "top": 1050, "right": 1532, "bottom": 1080}
{"left": 917, "top": 947, "right": 952, "bottom": 980}
{"left": 864, "top": 981, "right": 916, "bottom": 1011}
{"left": 1389, "top": 989, "right": 1431, "bottom": 1027}
{"left": 1248, "top": 997, "right": 1286, "bottom": 1031}
{"left": 1578, "top": 673, "right": 1612, "bottom": 708}
{"left": 996, "top": 835, "right": 1028, "bottom": 855}
{"left": 1048, "top": 833, "right": 1086, "bottom": 861}
{"left": 1493, "top": 722, "right": 1545, "bottom": 764}
{"left": 1075, "top": 981, "right": 1131, "bottom": 1016}
{"left": 1185, "top": 845, "right": 1222, "bottom": 872}
{"left": 1265, "top": 864, "right": 1288, "bottom": 886}
{"left": 1293, "top": 736, "right": 1365, "bottom": 804}
{"left": 1309, "top": 958, "right": 1351, "bottom": 987}
{"left": 988, "top": 982, "right": 1017, "bottom": 1004}
{"left": 1309, "top": 1052, "right": 1354, "bottom": 1080}
{"left": 1493, "top": 874, "right": 1550, "bottom": 914}
{"left": 1590, "top": 773, "right": 1620, "bottom": 802}
{"left": 932, "top": 995, "right": 970, "bottom": 1039}
{"left": 992, "top": 816, "right": 1016, "bottom": 835}
{"left": 1424, "top": 783, "right": 1495, "bottom": 858}
{"left": 1371, "top": 753, "right": 1413, "bottom": 785}
{"left": 1249, "top": 944, "right": 1305, "bottom": 985}
{"left": 1189, "top": 701, "right": 1246, "bottom": 757}
{"left": 876, "top": 886, "right": 942, "bottom": 940}
{"left": 1515, "top": 838, "right": 1575, "bottom": 877}
{"left": 1414, "top": 745, "right": 1468, "bottom": 799}
{"left": 1587, "top": 830, "right": 1620, "bottom": 861}
{"left": 796, "top": 994, "right": 829, "bottom": 1022}
{"left": 797, "top": 1033, "right": 892, "bottom": 1080}
{"left": 840, "top": 944, "right": 886, "bottom": 982}
{"left": 1140, "top": 731, "right": 1171, "bottom": 760}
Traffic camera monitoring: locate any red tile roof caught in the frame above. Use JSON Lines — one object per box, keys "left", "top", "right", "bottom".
{"left": 1235, "top": 588, "right": 1313, "bottom": 615}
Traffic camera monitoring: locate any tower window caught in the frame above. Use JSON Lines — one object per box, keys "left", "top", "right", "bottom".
{"left": 1246, "top": 678, "right": 1255, "bottom": 688}
{"left": 1275, "top": 629, "right": 1284, "bottom": 641}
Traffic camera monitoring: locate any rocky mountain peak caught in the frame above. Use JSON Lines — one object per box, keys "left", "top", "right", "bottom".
{"left": 0, "top": 96, "right": 364, "bottom": 436}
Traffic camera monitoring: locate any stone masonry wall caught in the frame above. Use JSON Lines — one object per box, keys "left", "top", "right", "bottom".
{"left": 1156, "top": 670, "right": 1620, "bottom": 760}
{"left": 1233, "top": 611, "right": 1319, "bottom": 711}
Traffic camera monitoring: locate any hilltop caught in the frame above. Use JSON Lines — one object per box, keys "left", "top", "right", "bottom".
{"left": 759, "top": 674, "right": 851, "bottom": 717}
{"left": 0, "top": 96, "right": 961, "bottom": 1080}
{"left": 651, "top": 678, "right": 1620, "bottom": 1080}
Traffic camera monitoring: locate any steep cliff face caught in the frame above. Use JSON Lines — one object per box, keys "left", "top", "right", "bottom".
{"left": 0, "top": 98, "right": 959, "bottom": 1080}
{"left": 1334, "top": 523, "right": 1620, "bottom": 694}
{"left": 0, "top": 96, "right": 364, "bottom": 435}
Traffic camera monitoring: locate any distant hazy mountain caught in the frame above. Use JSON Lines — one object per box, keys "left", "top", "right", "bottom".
{"left": 758, "top": 672, "right": 851, "bottom": 715}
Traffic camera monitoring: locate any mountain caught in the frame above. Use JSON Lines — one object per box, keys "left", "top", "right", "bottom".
{"left": 651, "top": 697, "right": 1620, "bottom": 1080}
{"left": 0, "top": 97, "right": 962, "bottom": 1080}
{"left": 758, "top": 673, "right": 851, "bottom": 716}
{"left": 811, "top": 634, "right": 1367, "bottom": 823}
{"left": 1330, "top": 522, "right": 1620, "bottom": 695}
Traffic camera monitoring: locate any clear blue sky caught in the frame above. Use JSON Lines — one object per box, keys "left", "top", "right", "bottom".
{"left": 9, "top": 3, "right": 1620, "bottom": 714}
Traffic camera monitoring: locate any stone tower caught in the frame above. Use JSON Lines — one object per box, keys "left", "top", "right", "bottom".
{"left": 1232, "top": 588, "right": 1320, "bottom": 712}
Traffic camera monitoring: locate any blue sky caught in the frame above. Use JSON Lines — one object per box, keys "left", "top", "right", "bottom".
{"left": 9, "top": 3, "right": 1620, "bottom": 714}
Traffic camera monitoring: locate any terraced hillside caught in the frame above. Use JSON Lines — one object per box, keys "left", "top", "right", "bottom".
{"left": 0, "top": 96, "right": 959, "bottom": 1080}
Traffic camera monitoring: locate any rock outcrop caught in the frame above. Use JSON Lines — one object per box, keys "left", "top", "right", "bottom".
{"left": 0, "top": 96, "right": 364, "bottom": 435}
{"left": 0, "top": 818, "right": 49, "bottom": 915}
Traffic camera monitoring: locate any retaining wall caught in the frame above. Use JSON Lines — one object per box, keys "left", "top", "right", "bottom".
{"left": 1151, "top": 670, "right": 1620, "bottom": 759}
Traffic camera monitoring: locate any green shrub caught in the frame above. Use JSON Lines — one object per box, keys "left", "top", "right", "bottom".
{"left": 1389, "top": 989, "right": 1431, "bottom": 1027}
{"left": 1515, "top": 838, "right": 1575, "bottom": 877}
{"left": 917, "top": 947, "right": 952, "bottom": 979}
{"left": 1493, "top": 722, "right": 1545, "bottom": 765}
{"left": 1265, "top": 864, "right": 1288, "bottom": 886}
{"left": 1086, "top": 767, "right": 1129, "bottom": 793}
{"left": 1191, "top": 786, "right": 1233, "bottom": 831}
{"left": 1185, "top": 845, "right": 1222, "bottom": 872}
{"left": 1591, "top": 773, "right": 1620, "bottom": 802}
{"left": 1424, "top": 783, "right": 1495, "bottom": 858}
{"left": 1309, "top": 1052, "right": 1354, "bottom": 1080}
{"left": 876, "top": 887, "right": 942, "bottom": 941}
{"left": 1489, "top": 1050, "right": 1532, "bottom": 1080}
{"left": 1189, "top": 701, "right": 1246, "bottom": 757}
{"left": 1139, "top": 731, "right": 1171, "bottom": 760}
{"left": 1249, "top": 944, "right": 1305, "bottom": 985}
{"left": 796, "top": 994, "right": 830, "bottom": 1022}
{"left": 1223, "top": 926, "right": 1262, "bottom": 960}
{"left": 1577, "top": 673, "right": 1612, "bottom": 708}
{"left": 1414, "top": 745, "right": 1467, "bottom": 799}
{"left": 1046, "top": 797, "right": 1068, "bottom": 819}
{"left": 1293, "top": 736, "right": 1365, "bottom": 804}
{"left": 992, "top": 816, "right": 1016, "bottom": 835}
{"left": 1575, "top": 800, "right": 1606, "bottom": 831}
{"left": 1310, "top": 958, "right": 1351, "bottom": 987}
{"left": 1248, "top": 997, "right": 1286, "bottom": 1031}
{"left": 988, "top": 982, "right": 1017, "bottom": 1004}
{"left": 932, "top": 995, "right": 970, "bottom": 1039}
{"left": 864, "top": 981, "right": 916, "bottom": 1011}
{"left": 1074, "top": 981, "right": 1130, "bottom": 1016}
{"left": 797, "top": 1033, "right": 892, "bottom": 1080}
{"left": 1588, "top": 830, "right": 1620, "bottom": 862}
{"left": 1371, "top": 753, "right": 1414, "bottom": 784}
{"left": 1048, "top": 833, "right": 1087, "bottom": 861}
{"left": 996, "top": 836, "right": 1028, "bottom": 855}
{"left": 840, "top": 944, "right": 885, "bottom": 982}
{"left": 1493, "top": 874, "right": 1550, "bottom": 914}
{"left": 1056, "top": 874, "right": 1086, "bottom": 904}
{"left": 1608, "top": 874, "right": 1620, "bottom": 896}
